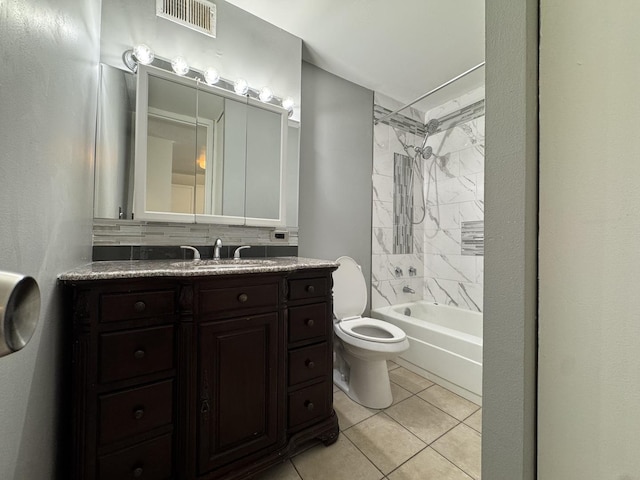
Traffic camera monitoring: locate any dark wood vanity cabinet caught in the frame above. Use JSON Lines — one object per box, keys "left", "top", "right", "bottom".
{"left": 64, "top": 266, "right": 338, "bottom": 480}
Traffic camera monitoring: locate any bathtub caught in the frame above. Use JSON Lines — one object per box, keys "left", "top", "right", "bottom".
{"left": 372, "top": 301, "right": 482, "bottom": 403}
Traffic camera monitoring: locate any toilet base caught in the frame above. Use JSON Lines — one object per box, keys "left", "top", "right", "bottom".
{"left": 332, "top": 356, "right": 393, "bottom": 409}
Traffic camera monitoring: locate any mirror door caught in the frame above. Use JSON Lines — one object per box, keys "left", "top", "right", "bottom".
{"left": 134, "top": 66, "right": 199, "bottom": 222}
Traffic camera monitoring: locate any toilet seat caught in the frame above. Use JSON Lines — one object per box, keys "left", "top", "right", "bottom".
{"left": 332, "top": 256, "right": 407, "bottom": 345}
{"left": 338, "top": 317, "right": 406, "bottom": 343}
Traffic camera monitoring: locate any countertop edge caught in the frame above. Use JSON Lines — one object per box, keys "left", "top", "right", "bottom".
{"left": 58, "top": 257, "right": 339, "bottom": 282}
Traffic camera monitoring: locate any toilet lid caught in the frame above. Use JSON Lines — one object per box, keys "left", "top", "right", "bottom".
{"left": 332, "top": 256, "right": 367, "bottom": 320}
{"left": 338, "top": 318, "right": 407, "bottom": 343}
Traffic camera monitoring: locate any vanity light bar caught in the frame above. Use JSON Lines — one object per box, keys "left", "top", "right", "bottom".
{"left": 122, "top": 44, "right": 296, "bottom": 115}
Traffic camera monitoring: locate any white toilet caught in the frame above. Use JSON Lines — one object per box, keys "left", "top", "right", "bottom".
{"left": 332, "top": 256, "right": 409, "bottom": 409}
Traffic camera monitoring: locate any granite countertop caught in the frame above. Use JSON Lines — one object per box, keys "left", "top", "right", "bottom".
{"left": 58, "top": 257, "right": 339, "bottom": 282}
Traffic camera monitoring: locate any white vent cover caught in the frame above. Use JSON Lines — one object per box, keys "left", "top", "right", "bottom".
{"left": 156, "top": 0, "right": 217, "bottom": 38}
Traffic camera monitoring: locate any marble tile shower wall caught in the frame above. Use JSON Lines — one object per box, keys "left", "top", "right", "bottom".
{"left": 422, "top": 86, "right": 485, "bottom": 312}
{"left": 372, "top": 89, "right": 484, "bottom": 312}
{"left": 372, "top": 93, "right": 426, "bottom": 309}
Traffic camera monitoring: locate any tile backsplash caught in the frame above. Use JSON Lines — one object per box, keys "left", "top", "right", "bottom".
{"left": 93, "top": 219, "right": 298, "bottom": 260}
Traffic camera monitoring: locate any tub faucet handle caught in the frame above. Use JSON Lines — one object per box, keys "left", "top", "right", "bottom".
{"left": 394, "top": 266, "right": 403, "bottom": 277}
{"left": 403, "top": 285, "right": 415, "bottom": 294}
{"left": 409, "top": 266, "right": 417, "bottom": 276}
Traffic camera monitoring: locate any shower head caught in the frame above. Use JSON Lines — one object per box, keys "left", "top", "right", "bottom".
{"left": 422, "top": 146, "right": 433, "bottom": 159}
{"left": 426, "top": 118, "right": 440, "bottom": 134}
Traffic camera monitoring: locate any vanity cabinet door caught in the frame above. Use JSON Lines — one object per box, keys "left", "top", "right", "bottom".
{"left": 197, "top": 312, "right": 282, "bottom": 475}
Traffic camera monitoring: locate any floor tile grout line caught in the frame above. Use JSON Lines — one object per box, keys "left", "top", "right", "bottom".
{"left": 289, "top": 458, "right": 304, "bottom": 480}
{"left": 338, "top": 429, "right": 387, "bottom": 479}
{"left": 431, "top": 441, "right": 479, "bottom": 480}
{"left": 344, "top": 409, "right": 431, "bottom": 475}
{"left": 383, "top": 445, "right": 473, "bottom": 480}
{"left": 332, "top": 369, "right": 480, "bottom": 479}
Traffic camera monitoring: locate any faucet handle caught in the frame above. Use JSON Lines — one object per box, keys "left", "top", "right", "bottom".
{"left": 233, "top": 246, "right": 251, "bottom": 259}
{"left": 408, "top": 266, "right": 417, "bottom": 276}
{"left": 394, "top": 266, "right": 403, "bottom": 277}
{"left": 180, "top": 246, "right": 201, "bottom": 260}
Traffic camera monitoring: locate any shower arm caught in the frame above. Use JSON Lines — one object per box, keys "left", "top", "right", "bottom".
{"left": 374, "top": 62, "right": 485, "bottom": 125}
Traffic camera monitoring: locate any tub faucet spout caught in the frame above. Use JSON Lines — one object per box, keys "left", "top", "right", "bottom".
{"left": 403, "top": 285, "right": 415, "bottom": 294}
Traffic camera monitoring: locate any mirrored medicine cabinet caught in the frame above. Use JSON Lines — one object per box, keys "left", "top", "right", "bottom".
{"left": 93, "top": 63, "right": 300, "bottom": 227}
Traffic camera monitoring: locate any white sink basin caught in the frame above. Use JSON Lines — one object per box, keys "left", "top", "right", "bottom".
{"left": 172, "top": 259, "right": 277, "bottom": 269}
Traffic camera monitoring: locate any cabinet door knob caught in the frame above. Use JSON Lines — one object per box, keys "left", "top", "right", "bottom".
{"left": 305, "top": 318, "right": 315, "bottom": 327}
{"left": 133, "top": 408, "right": 145, "bottom": 420}
{"left": 306, "top": 285, "right": 315, "bottom": 294}
{"left": 305, "top": 359, "right": 315, "bottom": 369}
{"left": 305, "top": 400, "right": 315, "bottom": 411}
{"left": 238, "top": 293, "right": 249, "bottom": 303}
{"left": 134, "top": 349, "right": 145, "bottom": 360}
{"left": 132, "top": 466, "right": 144, "bottom": 478}
{"left": 133, "top": 301, "right": 146, "bottom": 312}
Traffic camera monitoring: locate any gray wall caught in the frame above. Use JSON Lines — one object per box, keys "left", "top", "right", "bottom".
{"left": 0, "top": 0, "right": 99, "bottom": 478}
{"left": 483, "top": 0, "right": 538, "bottom": 478}
{"left": 299, "top": 62, "right": 373, "bottom": 312}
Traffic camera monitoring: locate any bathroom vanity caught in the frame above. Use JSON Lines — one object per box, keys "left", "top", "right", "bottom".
{"left": 59, "top": 258, "right": 338, "bottom": 480}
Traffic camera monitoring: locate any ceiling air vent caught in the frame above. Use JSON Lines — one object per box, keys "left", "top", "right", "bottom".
{"left": 156, "top": 0, "right": 217, "bottom": 38}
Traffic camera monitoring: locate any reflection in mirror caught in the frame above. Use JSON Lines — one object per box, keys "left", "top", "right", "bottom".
{"left": 94, "top": 64, "right": 136, "bottom": 219}
{"left": 195, "top": 86, "right": 247, "bottom": 220}
{"left": 145, "top": 74, "right": 198, "bottom": 215}
{"left": 245, "top": 101, "right": 285, "bottom": 222}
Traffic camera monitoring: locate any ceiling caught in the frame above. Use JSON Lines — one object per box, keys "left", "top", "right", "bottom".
{"left": 225, "top": 0, "right": 485, "bottom": 115}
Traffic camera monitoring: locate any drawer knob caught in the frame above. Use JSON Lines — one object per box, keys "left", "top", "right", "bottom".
{"left": 305, "top": 400, "right": 315, "bottom": 411}
{"left": 306, "top": 285, "right": 315, "bottom": 294}
{"left": 133, "top": 408, "right": 145, "bottom": 420}
{"left": 133, "top": 301, "right": 146, "bottom": 312}
{"left": 305, "top": 318, "right": 315, "bottom": 327}
{"left": 134, "top": 349, "right": 145, "bottom": 360}
{"left": 305, "top": 359, "right": 316, "bottom": 369}
{"left": 132, "top": 466, "right": 144, "bottom": 478}
{"left": 238, "top": 293, "right": 249, "bottom": 303}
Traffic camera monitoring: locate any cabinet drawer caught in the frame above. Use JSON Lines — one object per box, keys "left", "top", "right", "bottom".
{"left": 99, "top": 380, "right": 173, "bottom": 446}
{"left": 288, "top": 278, "right": 328, "bottom": 301}
{"left": 288, "top": 303, "right": 327, "bottom": 344}
{"left": 288, "top": 343, "right": 329, "bottom": 386}
{"left": 99, "top": 434, "right": 172, "bottom": 480}
{"left": 288, "top": 382, "right": 330, "bottom": 428}
{"left": 199, "top": 283, "right": 278, "bottom": 315}
{"left": 99, "top": 326, "right": 174, "bottom": 384}
{"left": 100, "top": 290, "right": 175, "bottom": 323}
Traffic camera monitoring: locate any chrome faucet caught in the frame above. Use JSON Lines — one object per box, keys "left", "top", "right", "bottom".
{"left": 213, "top": 238, "right": 223, "bottom": 260}
{"left": 403, "top": 285, "right": 415, "bottom": 294}
{"left": 180, "top": 245, "right": 201, "bottom": 260}
{"left": 233, "top": 246, "right": 251, "bottom": 259}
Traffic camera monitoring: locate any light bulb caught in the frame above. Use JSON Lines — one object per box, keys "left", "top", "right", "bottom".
{"left": 282, "top": 96, "right": 295, "bottom": 111}
{"left": 234, "top": 78, "right": 249, "bottom": 96}
{"left": 171, "top": 56, "right": 189, "bottom": 76}
{"left": 204, "top": 67, "right": 220, "bottom": 85}
{"left": 133, "top": 44, "right": 154, "bottom": 65}
{"left": 259, "top": 87, "right": 273, "bottom": 103}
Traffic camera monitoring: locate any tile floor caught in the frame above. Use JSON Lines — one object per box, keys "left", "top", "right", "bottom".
{"left": 254, "top": 362, "right": 481, "bottom": 480}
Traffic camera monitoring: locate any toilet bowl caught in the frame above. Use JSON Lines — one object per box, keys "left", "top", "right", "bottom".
{"left": 332, "top": 256, "right": 409, "bottom": 409}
